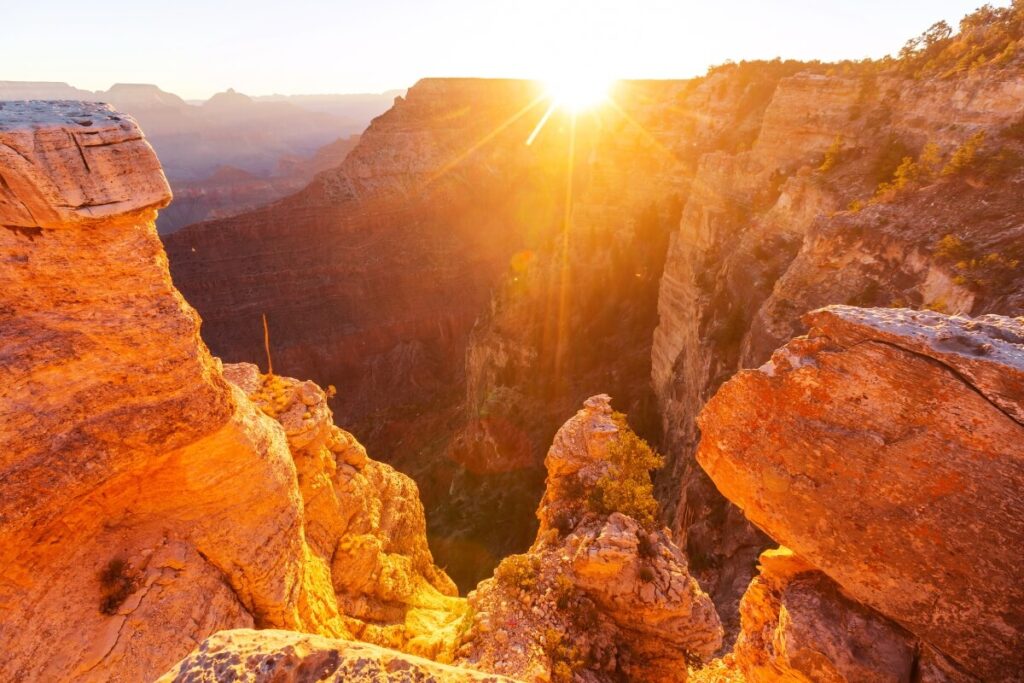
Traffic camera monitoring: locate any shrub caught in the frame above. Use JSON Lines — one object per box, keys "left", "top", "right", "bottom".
{"left": 942, "top": 131, "right": 986, "bottom": 176}
{"left": 636, "top": 531, "right": 658, "bottom": 559}
{"left": 494, "top": 554, "right": 541, "bottom": 592}
{"left": 639, "top": 565, "right": 656, "bottom": 583}
{"left": 543, "top": 628, "right": 584, "bottom": 683}
{"left": 589, "top": 413, "right": 664, "bottom": 527}
{"left": 818, "top": 135, "right": 844, "bottom": 173}
{"left": 933, "top": 233, "right": 1021, "bottom": 292}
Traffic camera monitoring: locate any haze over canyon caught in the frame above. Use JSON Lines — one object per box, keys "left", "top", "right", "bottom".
{"left": 1, "top": 2, "right": 1023, "bottom": 682}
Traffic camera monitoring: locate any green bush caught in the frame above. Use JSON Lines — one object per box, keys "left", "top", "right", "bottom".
{"left": 494, "top": 553, "right": 541, "bottom": 591}
{"left": 589, "top": 413, "right": 664, "bottom": 527}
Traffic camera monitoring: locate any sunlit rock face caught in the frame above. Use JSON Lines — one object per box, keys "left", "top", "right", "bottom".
{"left": 455, "top": 396, "right": 723, "bottom": 683}
{"left": 697, "top": 306, "right": 1024, "bottom": 680}
{"left": 0, "top": 102, "right": 458, "bottom": 681}
{"left": 157, "top": 629, "right": 516, "bottom": 683}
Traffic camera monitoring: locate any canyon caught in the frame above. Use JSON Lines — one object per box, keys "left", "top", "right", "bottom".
{"left": 2, "top": 4, "right": 1024, "bottom": 682}
{"left": 166, "top": 13, "right": 1024, "bottom": 604}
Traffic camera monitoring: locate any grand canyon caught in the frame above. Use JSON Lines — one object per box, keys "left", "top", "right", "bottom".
{"left": 2, "top": 2, "right": 1023, "bottom": 682}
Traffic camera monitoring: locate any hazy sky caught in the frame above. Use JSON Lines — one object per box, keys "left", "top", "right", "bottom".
{"left": 6, "top": 0, "right": 1006, "bottom": 99}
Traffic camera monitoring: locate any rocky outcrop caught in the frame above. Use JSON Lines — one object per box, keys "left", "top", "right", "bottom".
{"left": 696, "top": 306, "right": 1024, "bottom": 679}
{"left": 0, "top": 101, "right": 457, "bottom": 681}
{"left": 223, "top": 362, "right": 464, "bottom": 659}
{"left": 157, "top": 629, "right": 515, "bottom": 683}
{"left": 455, "top": 396, "right": 722, "bottom": 682}
{"left": 736, "top": 548, "right": 918, "bottom": 683}
{"left": 651, "top": 63, "right": 1024, "bottom": 635}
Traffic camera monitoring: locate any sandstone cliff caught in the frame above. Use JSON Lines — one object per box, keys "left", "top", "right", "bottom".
{"left": 651, "top": 61, "right": 1024, "bottom": 632}
{"left": 696, "top": 306, "right": 1024, "bottom": 680}
{"left": 0, "top": 101, "right": 456, "bottom": 681}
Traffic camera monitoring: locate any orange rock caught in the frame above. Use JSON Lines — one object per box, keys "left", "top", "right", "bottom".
{"left": 458, "top": 396, "right": 722, "bottom": 683}
{"left": 735, "top": 547, "right": 916, "bottom": 682}
{"left": 0, "top": 102, "right": 459, "bottom": 681}
{"left": 157, "top": 629, "right": 517, "bottom": 683}
{"left": 697, "top": 306, "right": 1024, "bottom": 679}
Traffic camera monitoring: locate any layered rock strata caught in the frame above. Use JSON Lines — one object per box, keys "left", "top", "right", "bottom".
{"left": 0, "top": 101, "right": 455, "bottom": 681}
{"left": 651, "top": 65, "right": 1024, "bottom": 631}
{"left": 696, "top": 306, "right": 1024, "bottom": 680}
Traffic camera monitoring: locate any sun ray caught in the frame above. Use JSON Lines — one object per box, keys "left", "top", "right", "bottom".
{"left": 604, "top": 96, "right": 684, "bottom": 164}
{"left": 423, "top": 94, "right": 547, "bottom": 189}
{"left": 553, "top": 111, "right": 577, "bottom": 384}
{"left": 526, "top": 101, "right": 558, "bottom": 146}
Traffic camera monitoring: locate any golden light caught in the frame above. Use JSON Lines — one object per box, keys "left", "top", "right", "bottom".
{"left": 543, "top": 72, "right": 613, "bottom": 113}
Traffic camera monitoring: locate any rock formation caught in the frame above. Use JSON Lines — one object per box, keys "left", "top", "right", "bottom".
{"left": 696, "top": 306, "right": 1024, "bottom": 680}
{"left": 455, "top": 396, "right": 722, "bottom": 682}
{"left": 158, "top": 629, "right": 514, "bottom": 683}
{"left": 222, "top": 362, "right": 465, "bottom": 659}
{"left": 735, "top": 548, "right": 918, "bottom": 683}
{"left": 651, "top": 60, "right": 1024, "bottom": 631}
{"left": 0, "top": 101, "right": 456, "bottom": 681}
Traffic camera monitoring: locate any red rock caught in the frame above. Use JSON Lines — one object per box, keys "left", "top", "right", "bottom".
{"left": 696, "top": 305, "right": 1024, "bottom": 679}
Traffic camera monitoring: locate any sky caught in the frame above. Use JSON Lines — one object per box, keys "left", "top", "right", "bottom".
{"left": 5, "top": 0, "right": 1008, "bottom": 100}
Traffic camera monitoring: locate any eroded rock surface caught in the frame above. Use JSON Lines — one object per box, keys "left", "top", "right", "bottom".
{"left": 157, "top": 629, "right": 516, "bottom": 683}
{"left": 0, "top": 102, "right": 456, "bottom": 681}
{"left": 455, "top": 396, "right": 722, "bottom": 682}
{"left": 736, "top": 548, "right": 917, "bottom": 683}
{"left": 223, "top": 362, "right": 465, "bottom": 659}
{"left": 697, "top": 306, "right": 1024, "bottom": 679}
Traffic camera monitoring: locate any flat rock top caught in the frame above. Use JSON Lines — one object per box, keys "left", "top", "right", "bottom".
{"left": 0, "top": 100, "right": 170, "bottom": 228}
{"left": 806, "top": 306, "right": 1024, "bottom": 424}
{"left": 0, "top": 100, "right": 131, "bottom": 132}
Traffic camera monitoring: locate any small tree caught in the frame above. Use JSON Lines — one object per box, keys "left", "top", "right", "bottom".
{"left": 590, "top": 413, "right": 664, "bottom": 526}
{"left": 942, "top": 131, "right": 987, "bottom": 176}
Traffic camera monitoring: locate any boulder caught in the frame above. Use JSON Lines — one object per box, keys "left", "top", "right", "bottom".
{"left": 696, "top": 306, "right": 1024, "bottom": 679}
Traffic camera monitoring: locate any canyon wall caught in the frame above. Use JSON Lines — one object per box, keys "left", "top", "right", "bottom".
{"left": 0, "top": 101, "right": 458, "bottom": 681}
{"left": 650, "top": 65, "right": 1024, "bottom": 629}
{"left": 163, "top": 71, "right": 819, "bottom": 588}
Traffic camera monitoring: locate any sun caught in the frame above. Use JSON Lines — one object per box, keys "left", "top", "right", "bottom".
{"left": 543, "top": 72, "right": 614, "bottom": 112}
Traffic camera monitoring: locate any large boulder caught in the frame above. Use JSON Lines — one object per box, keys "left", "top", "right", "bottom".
{"left": 696, "top": 306, "right": 1024, "bottom": 679}
{"left": 736, "top": 548, "right": 917, "bottom": 683}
